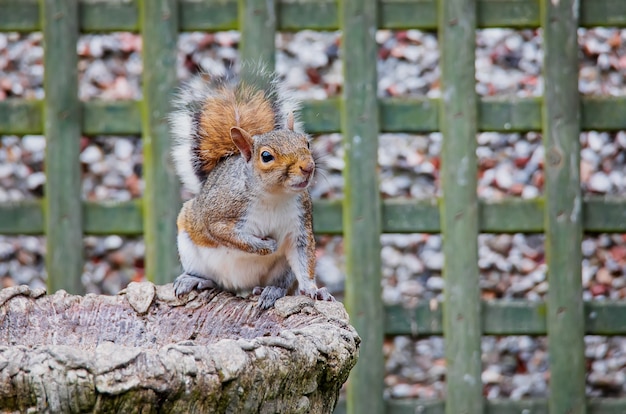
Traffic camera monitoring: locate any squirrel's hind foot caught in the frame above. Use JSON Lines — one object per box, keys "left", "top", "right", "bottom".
{"left": 252, "top": 285, "right": 288, "bottom": 309}
{"left": 299, "top": 286, "right": 335, "bottom": 302}
{"left": 174, "top": 272, "right": 218, "bottom": 297}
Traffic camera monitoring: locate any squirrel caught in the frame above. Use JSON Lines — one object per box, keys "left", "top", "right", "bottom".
{"left": 168, "top": 65, "right": 334, "bottom": 309}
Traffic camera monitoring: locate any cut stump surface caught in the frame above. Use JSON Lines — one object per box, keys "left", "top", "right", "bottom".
{"left": 0, "top": 283, "right": 360, "bottom": 413}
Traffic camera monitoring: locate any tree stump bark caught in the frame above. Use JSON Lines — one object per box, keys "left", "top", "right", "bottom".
{"left": 0, "top": 283, "right": 360, "bottom": 413}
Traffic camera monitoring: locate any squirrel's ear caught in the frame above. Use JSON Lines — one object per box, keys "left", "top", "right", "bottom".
{"left": 230, "top": 127, "right": 253, "bottom": 162}
{"left": 287, "top": 112, "right": 295, "bottom": 131}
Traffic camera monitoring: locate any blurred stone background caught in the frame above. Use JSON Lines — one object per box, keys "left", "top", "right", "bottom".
{"left": 1, "top": 27, "right": 626, "bottom": 399}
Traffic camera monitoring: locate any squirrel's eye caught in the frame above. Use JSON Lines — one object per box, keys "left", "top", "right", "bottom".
{"left": 261, "top": 151, "right": 274, "bottom": 163}
{"left": 306, "top": 141, "right": 311, "bottom": 149}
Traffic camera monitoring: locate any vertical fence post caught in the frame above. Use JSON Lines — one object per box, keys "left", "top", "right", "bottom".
{"left": 340, "top": 0, "right": 384, "bottom": 412}
{"left": 542, "top": 0, "right": 586, "bottom": 413}
{"left": 438, "top": 0, "right": 483, "bottom": 412}
{"left": 40, "top": 0, "right": 83, "bottom": 294}
{"left": 139, "top": 0, "right": 181, "bottom": 285}
{"left": 238, "top": 0, "right": 276, "bottom": 68}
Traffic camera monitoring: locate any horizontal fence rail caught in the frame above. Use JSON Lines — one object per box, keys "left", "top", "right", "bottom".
{"left": 2, "top": 0, "right": 626, "bottom": 32}
{"left": 384, "top": 301, "right": 626, "bottom": 336}
{"left": 2, "top": 198, "right": 626, "bottom": 235}
{"left": 334, "top": 398, "right": 626, "bottom": 414}
{"left": 3, "top": 97, "right": 626, "bottom": 135}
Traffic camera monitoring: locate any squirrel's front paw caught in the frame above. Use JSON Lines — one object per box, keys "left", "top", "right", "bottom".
{"left": 252, "top": 236, "right": 278, "bottom": 256}
{"left": 299, "top": 286, "right": 335, "bottom": 302}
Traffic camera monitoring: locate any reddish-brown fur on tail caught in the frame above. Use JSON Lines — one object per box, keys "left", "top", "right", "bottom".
{"left": 170, "top": 66, "right": 302, "bottom": 194}
{"left": 197, "top": 85, "right": 278, "bottom": 177}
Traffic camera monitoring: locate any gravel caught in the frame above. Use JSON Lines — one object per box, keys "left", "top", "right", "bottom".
{"left": 2, "top": 26, "right": 626, "bottom": 399}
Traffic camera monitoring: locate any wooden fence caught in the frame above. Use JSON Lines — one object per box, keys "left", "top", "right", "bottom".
{"left": 1, "top": 0, "right": 626, "bottom": 413}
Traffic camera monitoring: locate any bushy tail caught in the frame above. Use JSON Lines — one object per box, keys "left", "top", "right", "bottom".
{"left": 169, "top": 63, "right": 302, "bottom": 194}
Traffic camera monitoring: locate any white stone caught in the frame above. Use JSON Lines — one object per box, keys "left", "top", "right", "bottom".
{"left": 588, "top": 172, "right": 612, "bottom": 193}
{"left": 426, "top": 276, "right": 444, "bottom": 291}
{"left": 80, "top": 145, "right": 104, "bottom": 164}
{"left": 103, "top": 235, "right": 123, "bottom": 251}
{"left": 22, "top": 135, "right": 46, "bottom": 153}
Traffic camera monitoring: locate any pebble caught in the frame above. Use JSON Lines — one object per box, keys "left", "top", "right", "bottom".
{"left": 80, "top": 145, "right": 104, "bottom": 164}
{"left": 315, "top": 255, "right": 344, "bottom": 292}
{"left": 103, "top": 235, "right": 124, "bottom": 251}
{"left": 25, "top": 172, "right": 45, "bottom": 191}
{"left": 381, "top": 246, "right": 403, "bottom": 268}
{"left": 402, "top": 255, "right": 424, "bottom": 274}
{"left": 424, "top": 252, "right": 444, "bottom": 271}
{"left": 114, "top": 139, "right": 134, "bottom": 160}
{"left": 425, "top": 276, "right": 444, "bottom": 292}
{"left": 588, "top": 172, "right": 612, "bottom": 193}
{"left": 21, "top": 135, "right": 46, "bottom": 153}
{"left": 482, "top": 368, "right": 503, "bottom": 384}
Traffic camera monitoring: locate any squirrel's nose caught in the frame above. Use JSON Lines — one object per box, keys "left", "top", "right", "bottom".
{"left": 300, "top": 162, "right": 314, "bottom": 175}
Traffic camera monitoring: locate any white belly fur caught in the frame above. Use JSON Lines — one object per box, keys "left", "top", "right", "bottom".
{"left": 178, "top": 195, "right": 301, "bottom": 291}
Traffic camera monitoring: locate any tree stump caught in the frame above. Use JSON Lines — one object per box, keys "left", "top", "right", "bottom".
{"left": 0, "top": 283, "right": 360, "bottom": 413}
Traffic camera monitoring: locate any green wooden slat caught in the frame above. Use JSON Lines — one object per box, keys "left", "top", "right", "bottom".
{"left": 483, "top": 300, "right": 547, "bottom": 335}
{"left": 4, "top": 97, "right": 626, "bottom": 135}
{"left": 238, "top": 0, "right": 276, "bottom": 68}
{"left": 580, "top": 0, "right": 626, "bottom": 27}
{"left": 82, "top": 100, "right": 141, "bottom": 136}
{"left": 311, "top": 199, "right": 343, "bottom": 235}
{"left": 333, "top": 399, "right": 443, "bottom": 414}
{"left": 542, "top": 0, "right": 585, "bottom": 412}
{"left": 340, "top": 0, "right": 384, "bottom": 412}
{"left": 179, "top": 0, "right": 238, "bottom": 31}
{"left": 300, "top": 98, "right": 341, "bottom": 134}
{"left": 139, "top": 0, "right": 181, "bottom": 285}
{"left": 278, "top": 0, "right": 337, "bottom": 31}
{"left": 0, "top": 100, "right": 139, "bottom": 136}
{"left": 387, "top": 399, "right": 444, "bottom": 414}
{"left": 4, "top": 0, "right": 626, "bottom": 33}
{"left": 0, "top": 0, "right": 39, "bottom": 32}
{"left": 582, "top": 97, "right": 626, "bottom": 132}
{"left": 585, "top": 302, "right": 626, "bottom": 335}
{"left": 0, "top": 200, "right": 143, "bottom": 235}
{"left": 383, "top": 198, "right": 440, "bottom": 233}
{"left": 0, "top": 200, "right": 44, "bottom": 235}
{"left": 477, "top": 0, "right": 539, "bottom": 28}
{"left": 379, "top": 0, "right": 438, "bottom": 30}
{"left": 479, "top": 96, "right": 626, "bottom": 133}
{"left": 83, "top": 200, "right": 143, "bottom": 235}
{"left": 385, "top": 301, "right": 626, "bottom": 336}
{"left": 385, "top": 303, "right": 444, "bottom": 336}
{"left": 438, "top": 0, "right": 482, "bottom": 412}
{"left": 589, "top": 399, "right": 626, "bottom": 414}
{"left": 79, "top": 0, "right": 138, "bottom": 32}
{"left": 486, "top": 399, "right": 548, "bottom": 414}
{"left": 480, "top": 97, "right": 542, "bottom": 132}
{"left": 480, "top": 198, "right": 544, "bottom": 233}
{"left": 380, "top": 98, "right": 439, "bottom": 133}
{"left": 2, "top": 198, "right": 626, "bottom": 235}
{"left": 40, "top": 0, "right": 83, "bottom": 295}
{"left": 0, "top": 100, "right": 44, "bottom": 135}
{"left": 336, "top": 399, "right": 626, "bottom": 414}
{"left": 382, "top": 0, "right": 539, "bottom": 30}
{"left": 584, "top": 198, "right": 626, "bottom": 233}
